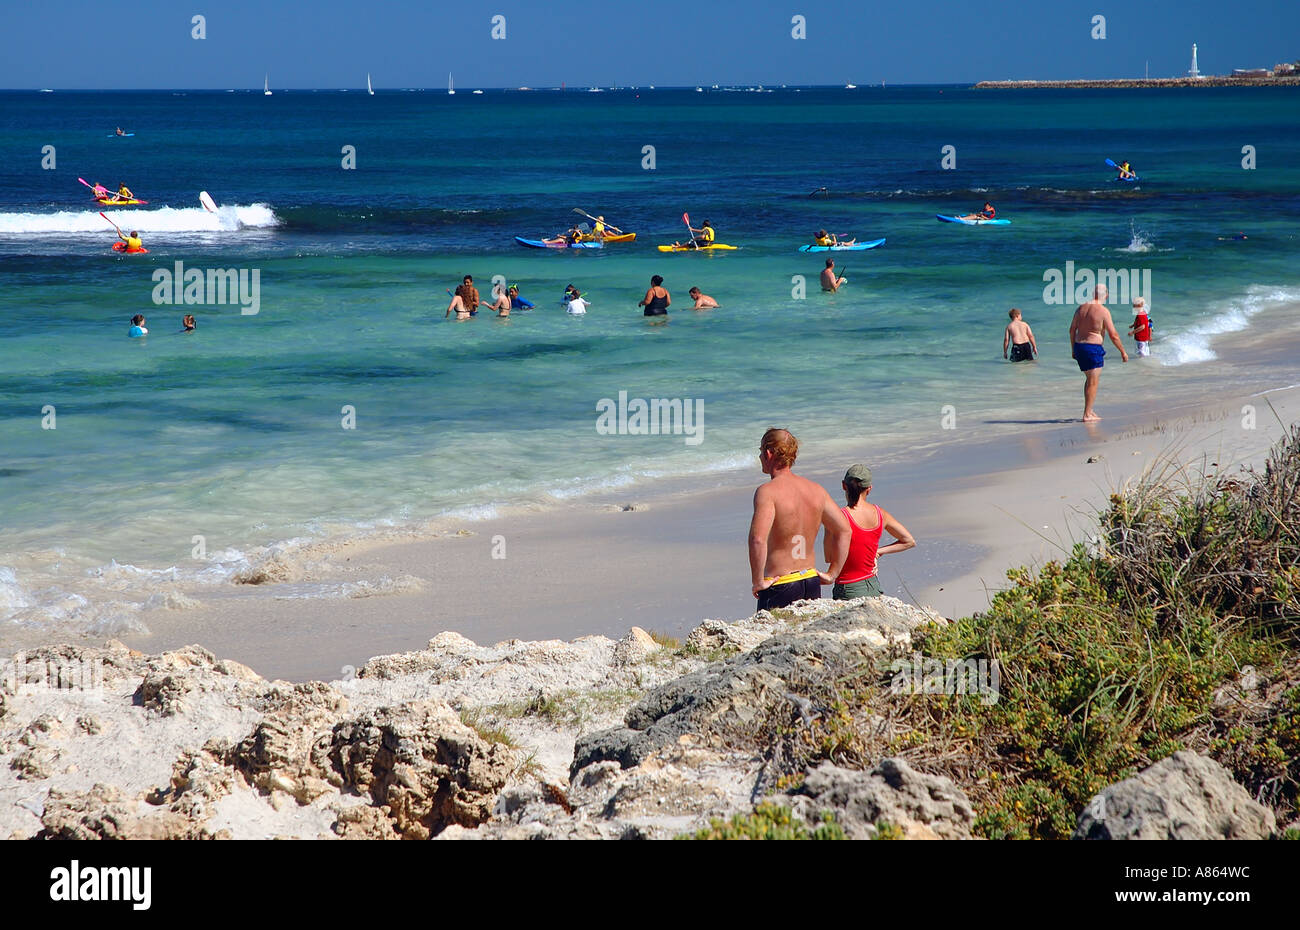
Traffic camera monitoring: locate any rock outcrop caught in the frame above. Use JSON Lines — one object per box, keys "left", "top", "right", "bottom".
{"left": 1074, "top": 751, "right": 1277, "bottom": 840}
{"left": 792, "top": 760, "right": 975, "bottom": 840}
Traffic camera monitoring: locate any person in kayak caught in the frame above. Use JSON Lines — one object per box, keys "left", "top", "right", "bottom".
{"left": 116, "top": 183, "right": 134, "bottom": 201}
{"left": 688, "top": 287, "right": 718, "bottom": 309}
{"left": 638, "top": 275, "right": 670, "bottom": 317}
{"left": 1116, "top": 160, "right": 1136, "bottom": 180}
{"left": 828, "top": 464, "right": 915, "bottom": 600}
{"left": 115, "top": 127, "right": 125, "bottom": 136}
{"left": 565, "top": 226, "right": 585, "bottom": 245}
{"left": 960, "top": 202, "right": 996, "bottom": 221}
{"left": 445, "top": 275, "right": 480, "bottom": 320}
{"left": 128, "top": 314, "right": 148, "bottom": 337}
{"left": 820, "top": 258, "right": 846, "bottom": 292}
{"left": 1003, "top": 308, "right": 1037, "bottom": 362}
{"left": 92, "top": 182, "right": 111, "bottom": 200}
{"left": 815, "top": 229, "right": 834, "bottom": 247}
{"left": 117, "top": 229, "right": 144, "bottom": 252}
{"left": 690, "top": 220, "right": 716, "bottom": 249}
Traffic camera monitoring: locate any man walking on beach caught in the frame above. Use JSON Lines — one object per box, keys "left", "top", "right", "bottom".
{"left": 1069, "top": 284, "right": 1128, "bottom": 421}
{"left": 748, "top": 428, "right": 851, "bottom": 611}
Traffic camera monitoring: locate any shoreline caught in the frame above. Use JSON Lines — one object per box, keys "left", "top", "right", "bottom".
{"left": 90, "top": 376, "right": 1300, "bottom": 681}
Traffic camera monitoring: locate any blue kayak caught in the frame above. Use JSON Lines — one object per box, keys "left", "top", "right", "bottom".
{"left": 936, "top": 214, "right": 1011, "bottom": 226}
{"left": 798, "top": 238, "right": 885, "bottom": 252}
{"left": 515, "top": 236, "right": 602, "bottom": 249}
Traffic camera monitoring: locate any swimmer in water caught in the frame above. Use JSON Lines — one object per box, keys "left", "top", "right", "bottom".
{"left": 688, "top": 287, "right": 718, "bottom": 309}
{"left": 182, "top": 314, "right": 196, "bottom": 332}
{"left": 128, "top": 314, "right": 148, "bottom": 337}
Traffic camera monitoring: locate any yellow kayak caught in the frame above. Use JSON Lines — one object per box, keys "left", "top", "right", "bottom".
{"left": 581, "top": 232, "right": 636, "bottom": 243}
{"left": 656, "top": 243, "right": 737, "bottom": 252}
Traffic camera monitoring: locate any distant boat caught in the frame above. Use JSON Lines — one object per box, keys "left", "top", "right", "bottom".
{"left": 367, "top": 73, "right": 373, "bottom": 95}
{"left": 264, "top": 74, "right": 272, "bottom": 96}
{"left": 448, "top": 72, "right": 455, "bottom": 95}
{"left": 472, "top": 89, "right": 483, "bottom": 94}
{"left": 587, "top": 86, "right": 603, "bottom": 93}
{"left": 845, "top": 82, "right": 857, "bottom": 89}
{"left": 40, "top": 88, "right": 53, "bottom": 93}
{"left": 695, "top": 86, "right": 703, "bottom": 92}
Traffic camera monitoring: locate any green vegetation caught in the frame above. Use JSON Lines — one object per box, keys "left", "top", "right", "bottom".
{"left": 753, "top": 426, "right": 1300, "bottom": 839}
{"left": 684, "top": 802, "right": 846, "bottom": 840}
{"left": 649, "top": 630, "right": 681, "bottom": 650}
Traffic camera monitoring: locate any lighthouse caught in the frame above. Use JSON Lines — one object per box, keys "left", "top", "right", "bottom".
{"left": 1188, "top": 43, "right": 1202, "bottom": 79}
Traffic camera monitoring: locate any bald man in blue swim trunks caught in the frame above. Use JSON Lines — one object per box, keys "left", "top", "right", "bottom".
{"left": 1069, "top": 284, "right": 1128, "bottom": 422}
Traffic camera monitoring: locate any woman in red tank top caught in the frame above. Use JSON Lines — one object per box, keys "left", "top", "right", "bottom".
{"left": 830, "top": 464, "right": 916, "bottom": 600}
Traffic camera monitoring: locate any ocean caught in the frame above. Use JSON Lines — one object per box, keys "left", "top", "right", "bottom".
{"left": 2, "top": 85, "right": 1299, "bottom": 636}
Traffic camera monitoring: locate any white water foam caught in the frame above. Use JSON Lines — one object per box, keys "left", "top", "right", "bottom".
{"left": 1159, "top": 285, "right": 1300, "bottom": 366}
{"left": 0, "top": 204, "right": 280, "bottom": 235}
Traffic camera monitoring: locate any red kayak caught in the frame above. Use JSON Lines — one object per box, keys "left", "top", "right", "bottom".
{"left": 112, "top": 242, "right": 148, "bottom": 253}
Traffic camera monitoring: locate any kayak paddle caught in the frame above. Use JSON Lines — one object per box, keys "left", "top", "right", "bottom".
{"left": 99, "top": 212, "right": 125, "bottom": 241}
{"left": 682, "top": 211, "right": 699, "bottom": 249}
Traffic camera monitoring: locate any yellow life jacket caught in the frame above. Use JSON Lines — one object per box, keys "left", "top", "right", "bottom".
{"left": 126, "top": 236, "right": 143, "bottom": 251}
{"left": 594, "top": 221, "right": 605, "bottom": 235}
{"left": 702, "top": 225, "right": 715, "bottom": 242}
{"left": 815, "top": 235, "right": 833, "bottom": 246}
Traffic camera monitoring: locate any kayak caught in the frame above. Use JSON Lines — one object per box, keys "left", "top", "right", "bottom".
{"left": 799, "top": 238, "right": 885, "bottom": 252}
{"left": 515, "top": 236, "right": 602, "bottom": 249}
{"left": 656, "top": 243, "right": 738, "bottom": 252}
{"left": 581, "top": 232, "right": 636, "bottom": 243}
{"left": 97, "top": 198, "right": 147, "bottom": 206}
{"left": 1105, "top": 158, "right": 1140, "bottom": 182}
{"left": 1112, "top": 174, "right": 1141, "bottom": 183}
{"left": 107, "top": 133, "right": 135, "bottom": 138}
{"left": 935, "top": 214, "right": 1010, "bottom": 226}
{"left": 112, "top": 242, "right": 148, "bottom": 253}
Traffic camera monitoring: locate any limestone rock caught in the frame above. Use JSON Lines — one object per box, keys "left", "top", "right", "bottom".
{"left": 795, "top": 759, "right": 975, "bottom": 839}
{"left": 1074, "top": 751, "right": 1276, "bottom": 840}
{"left": 38, "top": 784, "right": 207, "bottom": 840}
{"left": 574, "top": 599, "right": 936, "bottom": 777}
{"left": 684, "top": 619, "right": 770, "bottom": 655}
{"left": 613, "top": 628, "right": 661, "bottom": 665}
{"left": 324, "top": 701, "right": 511, "bottom": 839}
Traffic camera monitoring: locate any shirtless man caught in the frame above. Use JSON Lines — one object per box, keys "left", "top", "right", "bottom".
{"left": 820, "top": 258, "right": 846, "bottom": 292}
{"left": 445, "top": 275, "right": 480, "bottom": 320}
{"left": 748, "top": 428, "right": 851, "bottom": 611}
{"left": 1003, "top": 308, "right": 1037, "bottom": 362}
{"left": 688, "top": 287, "right": 718, "bottom": 309}
{"left": 1068, "top": 284, "right": 1128, "bottom": 421}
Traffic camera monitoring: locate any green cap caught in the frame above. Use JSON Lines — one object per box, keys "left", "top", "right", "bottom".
{"left": 844, "top": 464, "right": 873, "bottom": 487}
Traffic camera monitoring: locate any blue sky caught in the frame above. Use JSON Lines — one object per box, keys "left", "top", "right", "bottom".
{"left": 8, "top": 0, "right": 1298, "bottom": 88}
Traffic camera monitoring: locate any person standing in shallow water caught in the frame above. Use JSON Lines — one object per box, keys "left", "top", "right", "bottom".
{"left": 1069, "top": 284, "right": 1128, "bottom": 421}
{"left": 748, "top": 428, "right": 850, "bottom": 612}
{"left": 828, "top": 464, "right": 915, "bottom": 600}
{"left": 639, "top": 275, "right": 670, "bottom": 317}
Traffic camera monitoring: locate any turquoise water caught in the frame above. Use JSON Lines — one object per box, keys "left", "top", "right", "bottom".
{"left": 2, "top": 86, "right": 1299, "bottom": 633}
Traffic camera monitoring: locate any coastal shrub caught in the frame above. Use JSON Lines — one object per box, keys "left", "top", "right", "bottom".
{"left": 683, "top": 803, "right": 845, "bottom": 840}
{"left": 751, "top": 428, "right": 1300, "bottom": 838}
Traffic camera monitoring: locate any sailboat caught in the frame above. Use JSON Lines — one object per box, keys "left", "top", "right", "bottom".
{"left": 448, "top": 72, "right": 455, "bottom": 95}
{"left": 367, "top": 73, "right": 374, "bottom": 95}
{"left": 263, "top": 74, "right": 272, "bottom": 96}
